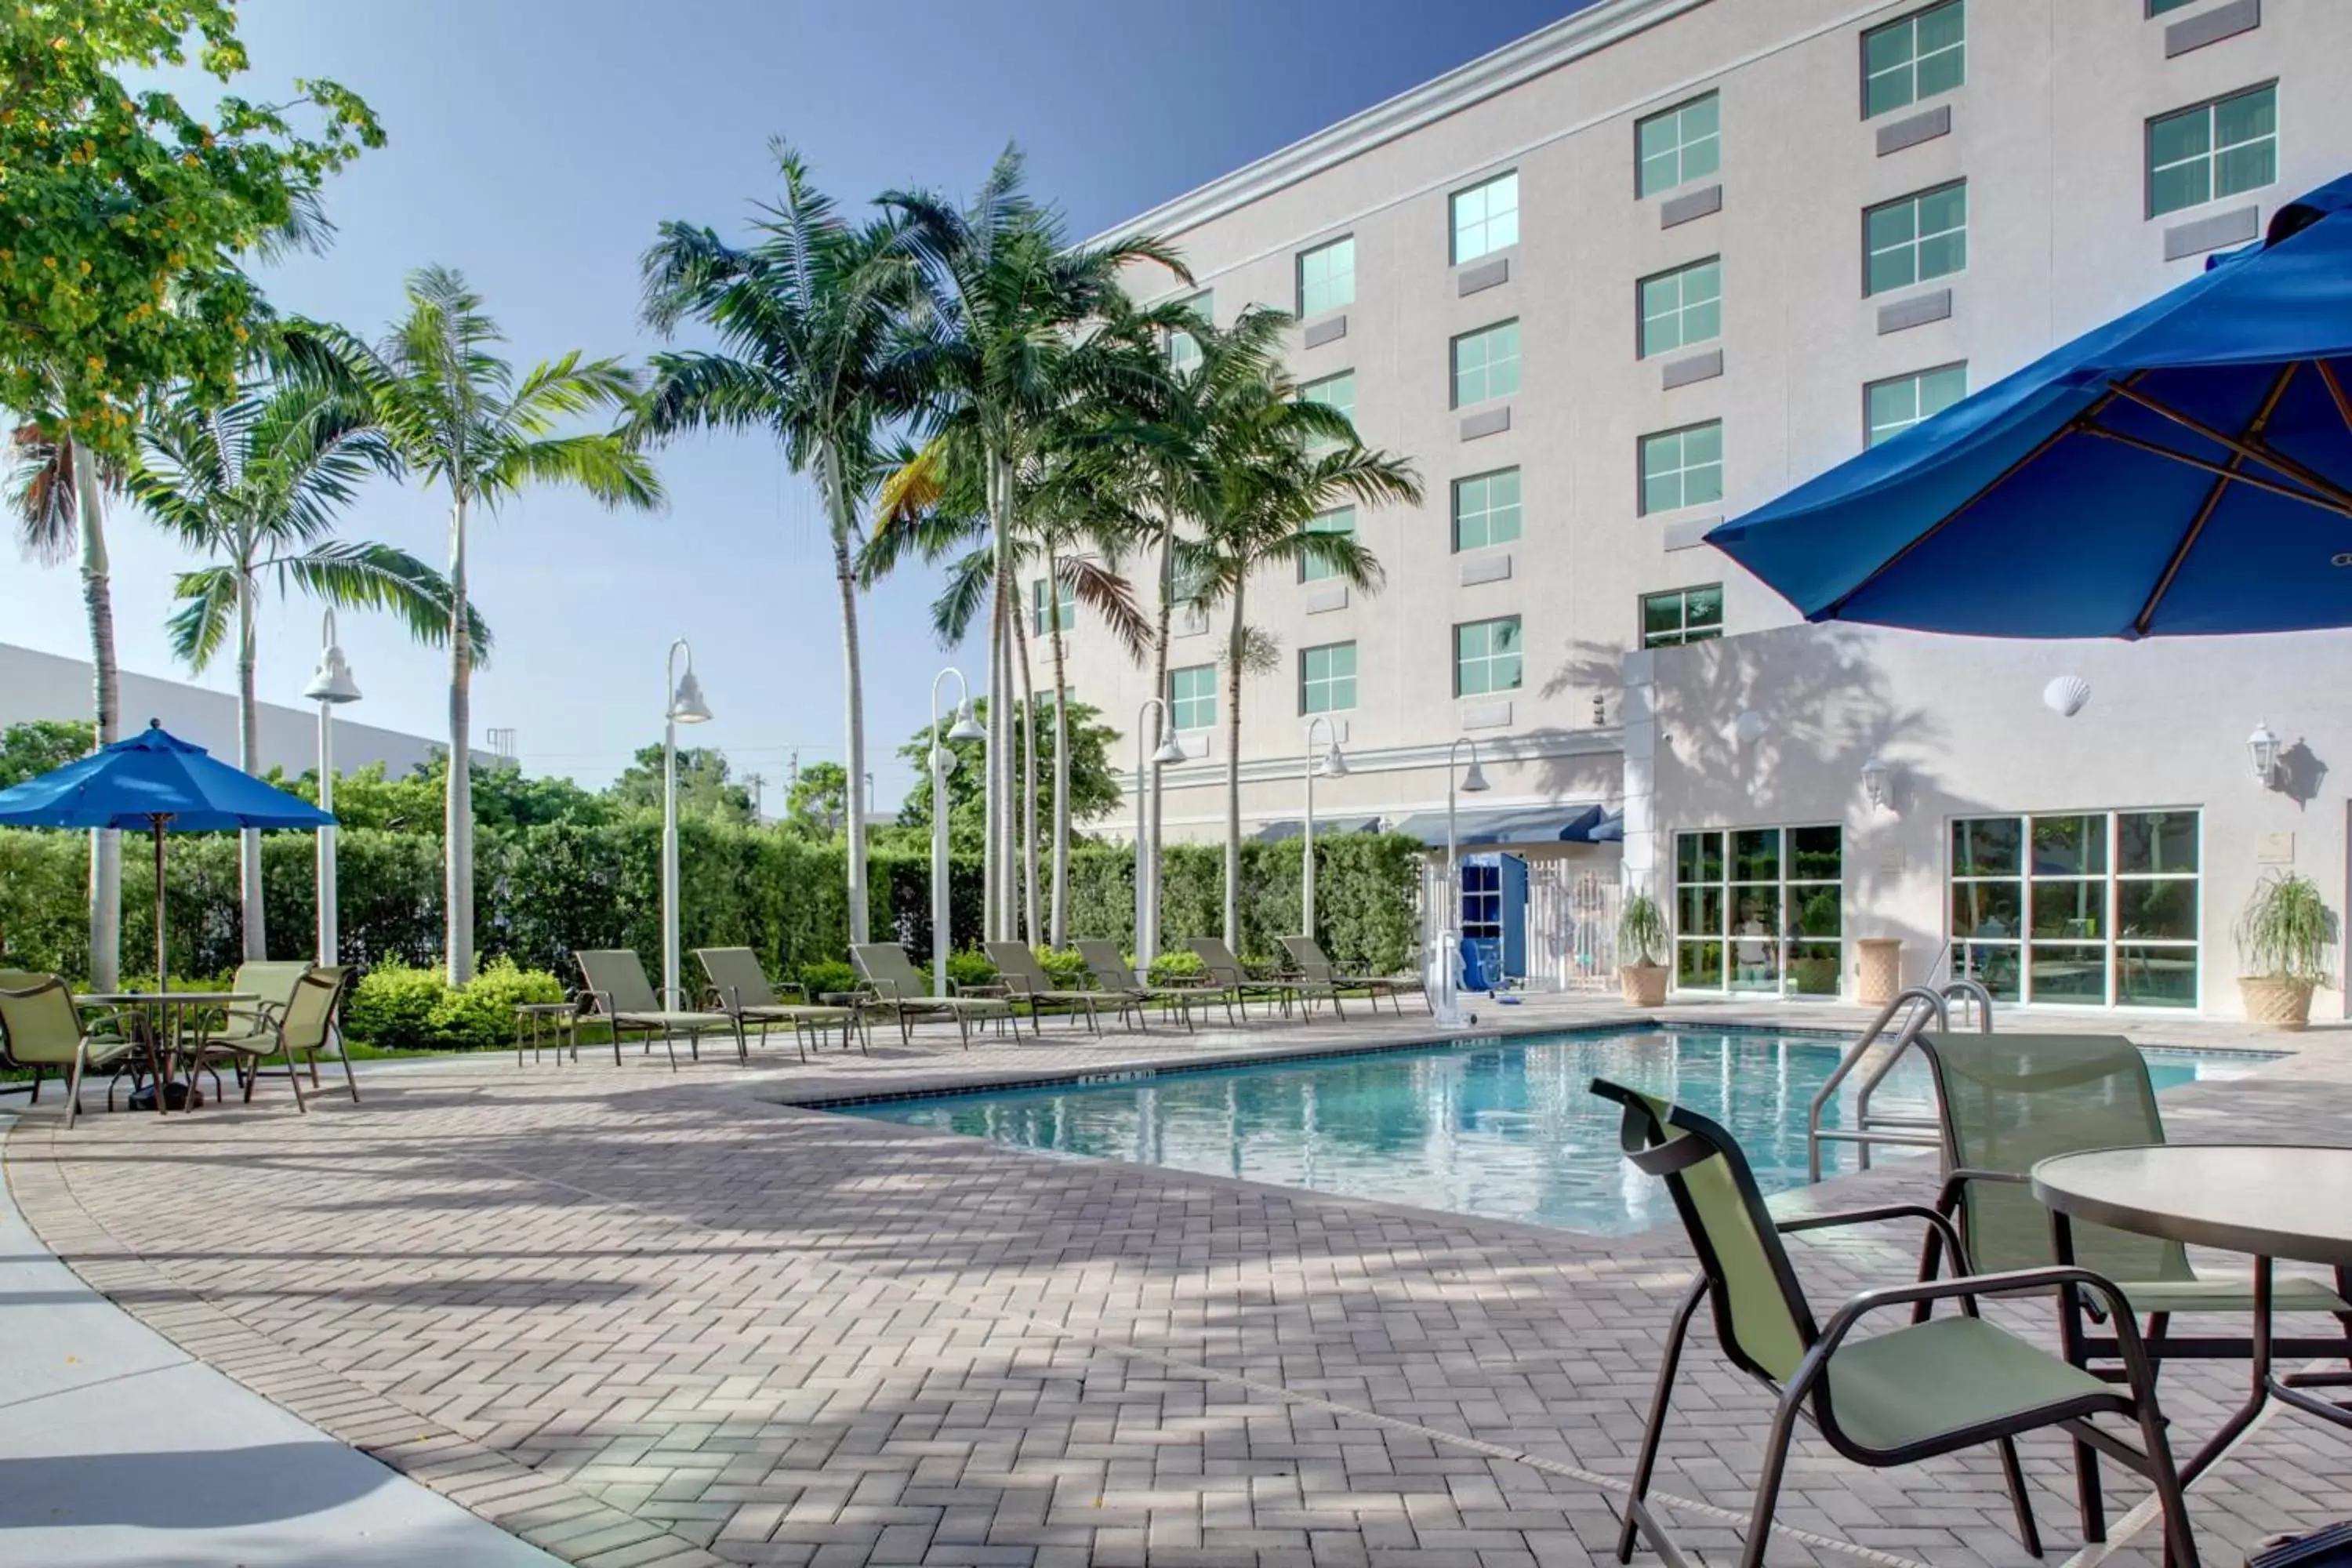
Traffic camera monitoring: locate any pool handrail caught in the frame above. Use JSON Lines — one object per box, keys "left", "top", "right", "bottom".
{"left": 1805, "top": 980, "right": 1994, "bottom": 1181}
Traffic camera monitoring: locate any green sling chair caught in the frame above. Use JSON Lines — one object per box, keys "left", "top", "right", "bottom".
{"left": 981, "top": 943, "right": 1102, "bottom": 1037}
{"left": 692, "top": 947, "right": 865, "bottom": 1060}
{"left": 1182, "top": 937, "right": 1301, "bottom": 1025}
{"left": 848, "top": 944, "right": 1014, "bottom": 1048}
{"left": 0, "top": 975, "right": 143, "bottom": 1128}
{"left": 1070, "top": 941, "right": 1199, "bottom": 1033}
{"left": 574, "top": 949, "right": 747, "bottom": 1069}
{"left": 186, "top": 966, "right": 349, "bottom": 1112}
{"left": 1279, "top": 935, "right": 1427, "bottom": 1016}
{"left": 1592, "top": 1077, "right": 2198, "bottom": 1568}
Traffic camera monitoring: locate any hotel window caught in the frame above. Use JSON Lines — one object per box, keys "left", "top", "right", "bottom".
{"left": 1639, "top": 421, "right": 1723, "bottom": 514}
{"left": 2147, "top": 0, "right": 2201, "bottom": 14}
{"left": 1452, "top": 468, "right": 1522, "bottom": 552}
{"left": 2148, "top": 85, "right": 2278, "bottom": 219}
{"left": 1641, "top": 585, "right": 1723, "bottom": 648}
{"left": 1029, "top": 575, "right": 1075, "bottom": 637}
{"left": 1675, "top": 827, "right": 1845, "bottom": 995}
{"left": 1866, "top": 181, "right": 1967, "bottom": 296}
{"left": 1300, "top": 506, "right": 1354, "bottom": 583}
{"left": 1450, "top": 171, "right": 1519, "bottom": 264}
{"left": 1453, "top": 615, "right": 1523, "bottom": 697}
{"left": 1864, "top": 1, "right": 1965, "bottom": 120}
{"left": 1866, "top": 363, "right": 1967, "bottom": 447}
{"left": 1951, "top": 811, "right": 2201, "bottom": 1008}
{"left": 1299, "top": 641, "right": 1356, "bottom": 715}
{"left": 1639, "top": 257, "right": 1722, "bottom": 358}
{"left": 1636, "top": 93, "right": 1720, "bottom": 198}
{"left": 1171, "top": 560, "right": 1212, "bottom": 637}
{"left": 1167, "top": 290, "right": 1213, "bottom": 375}
{"left": 1167, "top": 663, "right": 1218, "bottom": 731}
{"left": 1296, "top": 236, "right": 1355, "bottom": 318}
{"left": 1451, "top": 320, "right": 1520, "bottom": 408}
{"left": 1299, "top": 368, "right": 1357, "bottom": 448}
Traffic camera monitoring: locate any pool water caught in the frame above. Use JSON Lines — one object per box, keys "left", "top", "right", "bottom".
{"left": 841, "top": 1029, "right": 2269, "bottom": 1236}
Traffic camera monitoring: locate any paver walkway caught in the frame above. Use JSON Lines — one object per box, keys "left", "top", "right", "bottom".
{"left": 6, "top": 999, "right": 2350, "bottom": 1566}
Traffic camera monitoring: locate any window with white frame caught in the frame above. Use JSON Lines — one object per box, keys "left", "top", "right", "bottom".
{"left": 1864, "top": 1, "right": 1964, "bottom": 119}
{"left": 1029, "top": 575, "right": 1075, "bottom": 637}
{"left": 1299, "top": 641, "right": 1356, "bottom": 715}
{"left": 1451, "top": 320, "right": 1520, "bottom": 408}
{"left": 1639, "top": 257, "right": 1722, "bottom": 358}
{"left": 1450, "top": 172, "right": 1519, "bottom": 264}
{"left": 1453, "top": 615, "right": 1523, "bottom": 697}
{"left": 1637, "top": 93, "right": 1720, "bottom": 198}
{"left": 1167, "top": 290, "right": 1213, "bottom": 375}
{"left": 1452, "top": 468, "right": 1522, "bottom": 552}
{"left": 1167, "top": 663, "right": 1217, "bottom": 731}
{"left": 2148, "top": 85, "right": 2277, "bottom": 219}
{"left": 1171, "top": 560, "right": 1211, "bottom": 637}
{"left": 1300, "top": 506, "right": 1354, "bottom": 583}
{"left": 1866, "top": 181, "right": 1967, "bottom": 296}
{"left": 1951, "top": 811, "right": 2201, "bottom": 1008}
{"left": 1296, "top": 236, "right": 1355, "bottom": 318}
{"left": 1675, "top": 826, "right": 1845, "bottom": 995}
{"left": 1641, "top": 585, "right": 1723, "bottom": 648}
{"left": 1866, "top": 363, "right": 1967, "bottom": 447}
{"left": 1639, "top": 421, "right": 1723, "bottom": 514}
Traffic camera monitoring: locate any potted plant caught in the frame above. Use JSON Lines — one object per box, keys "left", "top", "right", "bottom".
{"left": 1618, "top": 891, "right": 1670, "bottom": 1007}
{"left": 2236, "top": 871, "right": 2333, "bottom": 1030}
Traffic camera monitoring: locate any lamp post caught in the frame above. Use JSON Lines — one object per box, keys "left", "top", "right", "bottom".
{"left": 662, "top": 639, "right": 712, "bottom": 1006}
{"left": 1133, "top": 698, "right": 1189, "bottom": 970}
{"left": 1301, "top": 717, "right": 1347, "bottom": 939}
{"left": 930, "top": 668, "right": 987, "bottom": 996}
{"left": 1432, "top": 737, "right": 1490, "bottom": 1028}
{"left": 302, "top": 610, "right": 361, "bottom": 966}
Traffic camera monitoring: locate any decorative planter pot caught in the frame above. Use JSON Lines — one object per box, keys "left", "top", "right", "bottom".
{"left": 2239, "top": 975, "right": 2316, "bottom": 1031}
{"left": 1621, "top": 964, "right": 1669, "bottom": 1007}
{"left": 1854, "top": 938, "right": 1903, "bottom": 1007}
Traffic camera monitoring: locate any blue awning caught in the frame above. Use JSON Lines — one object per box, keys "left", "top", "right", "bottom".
{"left": 1387, "top": 802, "right": 1605, "bottom": 848}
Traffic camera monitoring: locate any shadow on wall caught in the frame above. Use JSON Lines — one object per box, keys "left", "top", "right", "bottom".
{"left": 2277, "top": 739, "right": 2329, "bottom": 811}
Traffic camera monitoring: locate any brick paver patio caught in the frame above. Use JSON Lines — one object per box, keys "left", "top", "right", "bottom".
{"left": 9, "top": 999, "right": 2350, "bottom": 1566}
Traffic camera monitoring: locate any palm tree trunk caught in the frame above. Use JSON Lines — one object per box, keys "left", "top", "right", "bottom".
{"left": 74, "top": 448, "right": 120, "bottom": 989}
{"left": 822, "top": 445, "right": 871, "bottom": 946}
{"left": 1014, "top": 602, "right": 1040, "bottom": 946}
{"left": 1047, "top": 559, "right": 1070, "bottom": 950}
{"left": 1147, "top": 519, "right": 1174, "bottom": 959}
{"left": 445, "top": 493, "right": 475, "bottom": 985}
{"left": 235, "top": 562, "right": 267, "bottom": 960}
{"left": 982, "top": 458, "right": 1007, "bottom": 942}
{"left": 1221, "top": 583, "right": 1247, "bottom": 951}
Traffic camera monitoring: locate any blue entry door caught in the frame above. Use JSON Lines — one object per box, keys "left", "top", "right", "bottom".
{"left": 1460, "top": 854, "right": 1530, "bottom": 982}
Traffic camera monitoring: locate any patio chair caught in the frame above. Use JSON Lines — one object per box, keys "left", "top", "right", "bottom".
{"left": 220, "top": 961, "right": 360, "bottom": 1102}
{"left": 186, "top": 966, "right": 350, "bottom": 1112}
{"left": 1071, "top": 941, "right": 1198, "bottom": 1032}
{"left": 1914, "top": 1031, "right": 2352, "bottom": 1381}
{"left": 694, "top": 947, "right": 865, "bottom": 1060}
{"left": 1592, "top": 1077, "right": 2198, "bottom": 1568}
{"left": 0, "top": 974, "right": 144, "bottom": 1127}
{"left": 849, "top": 944, "right": 1014, "bottom": 1048}
{"left": 981, "top": 943, "right": 1102, "bottom": 1037}
{"left": 1184, "top": 937, "right": 1308, "bottom": 1023}
{"left": 574, "top": 949, "right": 747, "bottom": 1069}
{"left": 1279, "top": 935, "right": 1428, "bottom": 1016}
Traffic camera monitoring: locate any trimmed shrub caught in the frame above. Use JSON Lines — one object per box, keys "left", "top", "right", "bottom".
{"left": 344, "top": 962, "right": 447, "bottom": 1052}
{"left": 426, "top": 956, "right": 566, "bottom": 1051}
{"left": 1035, "top": 947, "right": 1087, "bottom": 989}
{"left": 1145, "top": 949, "right": 1203, "bottom": 986}
{"left": 944, "top": 948, "right": 996, "bottom": 990}
{"left": 799, "top": 958, "right": 857, "bottom": 997}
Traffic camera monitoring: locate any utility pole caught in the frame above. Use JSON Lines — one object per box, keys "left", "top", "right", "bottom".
{"left": 748, "top": 773, "right": 765, "bottom": 822}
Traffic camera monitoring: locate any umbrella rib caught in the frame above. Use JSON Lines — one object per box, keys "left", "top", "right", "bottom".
{"left": 2076, "top": 424, "right": 2351, "bottom": 514}
{"left": 2318, "top": 358, "right": 2352, "bottom": 438}
{"left": 2103, "top": 378, "right": 2352, "bottom": 507}
{"left": 2131, "top": 362, "right": 2299, "bottom": 637}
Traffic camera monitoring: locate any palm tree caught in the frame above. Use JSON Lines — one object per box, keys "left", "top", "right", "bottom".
{"left": 129, "top": 366, "right": 484, "bottom": 960}
{"left": 880, "top": 146, "right": 1185, "bottom": 942}
{"left": 322, "top": 267, "right": 663, "bottom": 985}
{"left": 638, "top": 143, "right": 914, "bottom": 948}
{"left": 5, "top": 415, "right": 124, "bottom": 985}
{"left": 1183, "top": 308, "right": 1421, "bottom": 946}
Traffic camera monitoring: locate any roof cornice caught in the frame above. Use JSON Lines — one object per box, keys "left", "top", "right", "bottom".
{"left": 1085, "top": 0, "right": 1713, "bottom": 247}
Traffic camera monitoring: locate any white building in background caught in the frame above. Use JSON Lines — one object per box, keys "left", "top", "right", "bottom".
{"left": 1058, "top": 0, "right": 2352, "bottom": 1018}
{"left": 0, "top": 641, "right": 472, "bottom": 780}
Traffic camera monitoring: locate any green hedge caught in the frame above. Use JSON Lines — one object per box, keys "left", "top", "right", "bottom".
{"left": 0, "top": 821, "right": 1422, "bottom": 985}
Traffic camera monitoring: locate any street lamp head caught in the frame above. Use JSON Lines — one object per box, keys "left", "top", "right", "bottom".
{"left": 1459, "top": 757, "right": 1490, "bottom": 794}
{"left": 668, "top": 667, "right": 713, "bottom": 724}
{"left": 2249, "top": 720, "right": 2282, "bottom": 786}
{"left": 1152, "top": 731, "right": 1189, "bottom": 766}
{"left": 948, "top": 698, "right": 986, "bottom": 744}
{"left": 1317, "top": 739, "right": 1348, "bottom": 778}
{"left": 303, "top": 644, "right": 361, "bottom": 705}
{"left": 931, "top": 743, "right": 959, "bottom": 779}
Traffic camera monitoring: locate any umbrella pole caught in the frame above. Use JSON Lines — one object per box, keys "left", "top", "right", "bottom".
{"left": 152, "top": 818, "right": 166, "bottom": 995}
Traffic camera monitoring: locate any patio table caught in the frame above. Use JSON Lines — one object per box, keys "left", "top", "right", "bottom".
{"left": 81, "top": 992, "right": 258, "bottom": 1115}
{"left": 2033, "top": 1145, "right": 2352, "bottom": 1489}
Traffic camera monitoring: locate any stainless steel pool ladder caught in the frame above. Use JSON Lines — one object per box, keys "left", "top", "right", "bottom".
{"left": 1804, "top": 978, "right": 1995, "bottom": 1181}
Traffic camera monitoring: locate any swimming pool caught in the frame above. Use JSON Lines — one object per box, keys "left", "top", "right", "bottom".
{"left": 840, "top": 1028, "right": 2270, "bottom": 1236}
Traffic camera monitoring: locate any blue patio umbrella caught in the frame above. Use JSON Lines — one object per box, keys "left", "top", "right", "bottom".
{"left": 0, "top": 721, "right": 335, "bottom": 989}
{"left": 1707, "top": 174, "right": 2352, "bottom": 637}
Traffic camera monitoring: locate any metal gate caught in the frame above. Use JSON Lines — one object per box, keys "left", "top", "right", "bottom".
{"left": 1532, "top": 862, "right": 1618, "bottom": 992}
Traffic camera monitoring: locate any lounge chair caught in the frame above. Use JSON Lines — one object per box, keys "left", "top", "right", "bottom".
{"left": 219, "top": 960, "right": 360, "bottom": 1102}
{"left": 849, "top": 944, "right": 1014, "bottom": 1048}
{"left": 0, "top": 974, "right": 143, "bottom": 1128}
{"left": 1279, "top": 935, "right": 1427, "bottom": 1016}
{"left": 694, "top": 947, "right": 865, "bottom": 1060}
{"left": 1593, "top": 1076, "right": 2198, "bottom": 1568}
{"left": 1184, "top": 936, "right": 1316, "bottom": 1022}
{"left": 575, "top": 949, "right": 747, "bottom": 1069}
{"left": 186, "top": 966, "right": 349, "bottom": 1112}
{"left": 1915, "top": 1031, "right": 2352, "bottom": 1381}
{"left": 981, "top": 943, "right": 1102, "bottom": 1036}
{"left": 1071, "top": 941, "right": 1198, "bottom": 1032}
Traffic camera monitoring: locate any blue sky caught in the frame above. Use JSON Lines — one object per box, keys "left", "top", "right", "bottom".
{"left": 4, "top": 0, "right": 1583, "bottom": 808}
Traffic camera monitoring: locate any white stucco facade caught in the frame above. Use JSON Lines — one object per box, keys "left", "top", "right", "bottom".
{"left": 1055, "top": 0, "right": 2352, "bottom": 1016}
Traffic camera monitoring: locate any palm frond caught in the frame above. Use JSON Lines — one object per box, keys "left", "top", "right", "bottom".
{"left": 164, "top": 566, "right": 239, "bottom": 671}
{"left": 927, "top": 543, "right": 996, "bottom": 648}
{"left": 1058, "top": 555, "right": 1152, "bottom": 663}
{"left": 272, "top": 541, "right": 494, "bottom": 666}
{"left": 481, "top": 432, "right": 666, "bottom": 512}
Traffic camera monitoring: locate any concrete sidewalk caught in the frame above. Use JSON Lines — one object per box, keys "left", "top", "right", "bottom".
{"left": 0, "top": 1115, "right": 560, "bottom": 1568}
